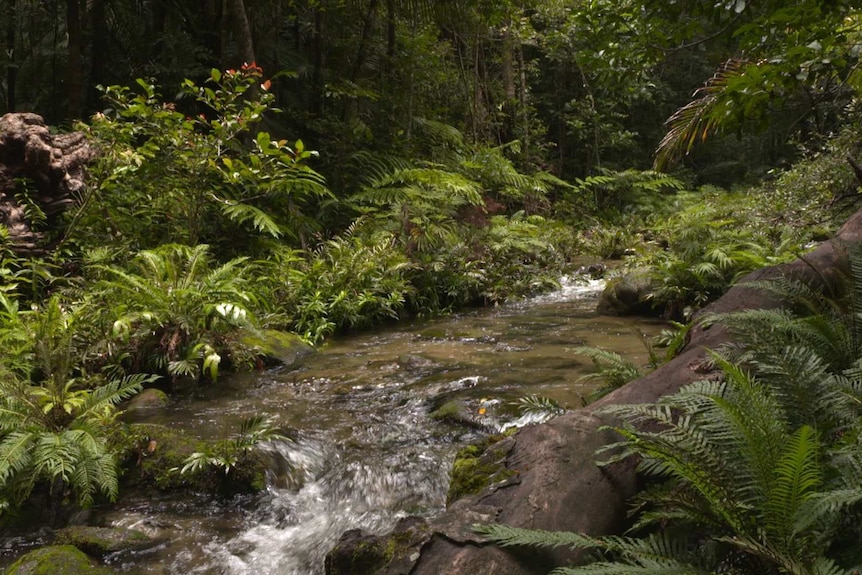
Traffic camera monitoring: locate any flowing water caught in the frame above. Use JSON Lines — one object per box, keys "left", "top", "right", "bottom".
{"left": 2, "top": 277, "right": 665, "bottom": 574}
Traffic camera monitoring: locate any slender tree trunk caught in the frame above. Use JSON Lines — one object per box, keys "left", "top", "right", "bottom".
{"left": 228, "top": 0, "right": 255, "bottom": 65}
{"left": 517, "top": 42, "right": 529, "bottom": 152}
{"left": 386, "top": 0, "right": 395, "bottom": 61}
{"left": 501, "top": 24, "right": 516, "bottom": 143}
{"left": 4, "top": 0, "right": 16, "bottom": 112}
{"left": 311, "top": 6, "right": 325, "bottom": 115}
{"left": 87, "top": 0, "right": 107, "bottom": 112}
{"left": 65, "top": 0, "right": 84, "bottom": 119}
{"left": 350, "top": 0, "right": 378, "bottom": 82}
{"left": 220, "top": 0, "right": 230, "bottom": 69}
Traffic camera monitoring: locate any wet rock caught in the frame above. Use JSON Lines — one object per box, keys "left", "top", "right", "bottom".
{"left": 596, "top": 269, "right": 656, "bottom": 315}
{"left": 0, "top": 113, "right": 93, "bottom": 254}
{"left": 577, "top": 262, "right": 606, "bottom": 279}
{"left": 397, "top": 354, "right": 437, "bottom": 370}
{"left": 446, "top": 433, "right": 518, "bottom": 504}
{"left": 123, "top": 388, "right": 169, "bottom": 413}
{"left": 53, "top": 526, "right": 154, "bottom": 558}
{"left": 428, "top": 400, "right": 485, "bottom": 430}
{"left": 120, "top": 423, "right": 268, "bottom": 495}
{"left": 240, "top": 329, "right": 314, "bottom": 368}
{"left": 327, "top": 206, "right": 862, "bottom": 575}
{"left": 4, "top": 545, "right": 114, "bottom": 574}
{"left": 325, "top": 516, "right": 429, "bottom": 575}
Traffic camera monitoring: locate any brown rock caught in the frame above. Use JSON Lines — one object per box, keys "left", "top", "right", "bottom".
{"left": 0, "top": 113, "right": 93, "bottom": 254}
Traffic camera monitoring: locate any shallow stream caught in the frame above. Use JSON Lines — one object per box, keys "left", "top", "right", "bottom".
{"left": 3, "top": 277, "right": 665, "bottom": 574}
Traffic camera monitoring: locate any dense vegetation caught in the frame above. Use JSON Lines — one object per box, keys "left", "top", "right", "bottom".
{"left": 1, "top": 0, "right": 862, "bottom": 564}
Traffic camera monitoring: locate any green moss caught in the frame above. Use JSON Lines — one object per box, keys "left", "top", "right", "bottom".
{"left": 429, "top": 400, "right": 461, "bottom": 421}
{"left": 240, "top": 329, "right": 313, "bottom": 367}
{"left": 4, "top": 545, "right": 113, "bottom": 575}
{"left": 54, "top": 526, "right": 151, "bottom": 558}
{"left": 118, "top": 423, "right": 267, "bottom": 495}
{"left": 446, "top": 433, "right": 518, "bottom": 504}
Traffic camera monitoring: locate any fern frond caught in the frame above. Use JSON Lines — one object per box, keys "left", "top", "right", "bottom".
{"left": 763, "top": 425, "right": 822, "bottom": 543}
{"left": 474, "top": 523, "right": 603, "bottom": 550}
{"left": 222, "top": 202, "right": 283, "bottom": 237}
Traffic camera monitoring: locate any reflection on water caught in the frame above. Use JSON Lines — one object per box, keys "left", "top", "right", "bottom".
{"left": 2, "top": 276, "right": 666, "bottom": 574}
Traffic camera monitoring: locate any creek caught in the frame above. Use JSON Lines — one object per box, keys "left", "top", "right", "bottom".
{"left": 4, "top": 277, "right": 665, "bottom": 574}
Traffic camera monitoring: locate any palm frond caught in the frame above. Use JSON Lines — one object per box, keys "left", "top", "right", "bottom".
{"left": 654, "top": 59, "right": 745, "bottom": 170}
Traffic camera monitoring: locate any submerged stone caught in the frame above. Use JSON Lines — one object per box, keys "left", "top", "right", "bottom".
{"left": 53, "top": 526, "right": 154, "bottom": 558}
{"left": 124, "top": 388, "right": 169, "bottom": 412}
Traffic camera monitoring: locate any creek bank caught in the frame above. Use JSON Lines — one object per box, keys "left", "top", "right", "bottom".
{"left": 324, "top": 206, "right": 862, "bottom": 574}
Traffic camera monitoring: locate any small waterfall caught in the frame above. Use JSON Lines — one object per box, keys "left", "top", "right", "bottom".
{"left": 199, "top": 433, "right": 450, "bottom": 575}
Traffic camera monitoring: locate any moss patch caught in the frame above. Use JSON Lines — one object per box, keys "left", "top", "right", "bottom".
{"left": 325, "top": 517, "right": 429, "bottom": 575}
{"left": 240, "top": 329, "right": 314, "bottom": 368}
{"left": 4, "top": 545, "right": 113, "bottom": 575}
{"left": 118, "top": 423, "right": 267, "bottom": 495}
{"left": 54, "top": 526, "right": 152, "bottom": 558}
{"left": 447, "top": 432, "right": 518, "bottom": 504}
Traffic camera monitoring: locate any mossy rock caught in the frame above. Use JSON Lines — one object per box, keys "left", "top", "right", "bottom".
{"left": 597, "top": 269, "right": 657, "bottom": 316}
{"left": 446, "top": 432, "right": 518, "bottom": 504}
{"left": 53, "top": 526, "right": 153, "bottom": 558}
{"left": 124, "top": 388, "right": 169, "bottom": 413}
{"left": 4, "top": 545, "right": 114, "bottom": 575}
{"left": 240, "top": 329, "right": 314, "bottom": 368}
{"left": 119, "top": 423, "right": 267, "bottom": 495}
{"left": 325, "top": 516, "right": 429, "bottom": 575}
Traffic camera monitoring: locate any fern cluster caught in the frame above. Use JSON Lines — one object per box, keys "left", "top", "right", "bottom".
{"left": 0, "top": 296, "right": 157, "bottom": 517}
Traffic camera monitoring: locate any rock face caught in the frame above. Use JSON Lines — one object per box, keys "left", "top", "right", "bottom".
{"left": 325, "top": 207, "right": 862, "bottom": 574}
{"left": 0, "top": 113, "right": 93, "bottom": 254}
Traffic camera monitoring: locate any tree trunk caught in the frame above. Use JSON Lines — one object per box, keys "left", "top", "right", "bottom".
{"left": 87, "top": 0, "right": 107, "bottom": 112}
{"left": 4, "top": 0, "right": 16, "bottom": 112}
{"left": 500, "top": 24, "right": 516, "bottom": 142}
{"left": 65, "top": 0, "right": 84, "bottom": 119}
{"left": 386, "top": 0, "right": 395, "bottom": 61}
{"left": 349, "top": 0, "right": 379, "bottom": 82}
{"left": 227, "top": 0, "right": 255, "bottom": 65}
{"left": 517, "top": 41, "right": 530, "bottom": 152}
{"left": 311, "top": 6, "right": 325, "bottom": 115}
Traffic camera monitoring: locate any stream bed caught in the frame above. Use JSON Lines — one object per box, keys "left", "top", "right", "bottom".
{"left": 2, "top": 277, "right": 665, "bottom": 574}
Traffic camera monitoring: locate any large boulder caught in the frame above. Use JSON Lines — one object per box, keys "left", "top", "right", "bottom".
{"left": 4, "top": 545, "right": 113, "bottom": 575}
{"left": 0, "top": 113, "right": 93, "bottom": 254}
{"left": 596, "top": 269, "right": 656, "bottom": 316}
{"left": 325, "top": 206, "right": 862, "bottom": 575}
{"left": 240, "top": 329, "right": 315, "bottom": 368}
